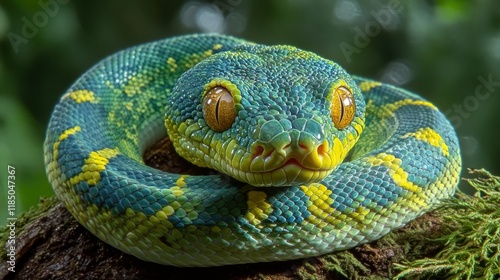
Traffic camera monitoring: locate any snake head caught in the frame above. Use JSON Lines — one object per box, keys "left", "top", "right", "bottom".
{"left": 165, "top": 44, "right": 365, "bottom": 187}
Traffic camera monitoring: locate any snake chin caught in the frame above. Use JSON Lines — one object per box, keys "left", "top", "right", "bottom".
{"left": 226, "top": 160, "right": 334, "bottom": 187}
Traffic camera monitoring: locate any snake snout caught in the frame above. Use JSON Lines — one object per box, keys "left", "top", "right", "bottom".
{"left": 249, "top": 124, "right": 332, "bottom": 173}
{"left": 246, "top": 133, "right": 334, "bottom": 186}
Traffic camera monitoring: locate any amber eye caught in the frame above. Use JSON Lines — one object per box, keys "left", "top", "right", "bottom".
{"left": 203, "top": 86, "right": 236, "bottom": 132}
{"left": 331, "top": 86, "right": 356, "bottom": 129}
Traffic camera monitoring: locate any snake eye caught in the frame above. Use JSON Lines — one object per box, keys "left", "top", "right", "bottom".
{"left": 203, "top": 86, "right": 236, "bottom": 132}
{"left": 331, "top": 86, "right": 356, "bottom": 129}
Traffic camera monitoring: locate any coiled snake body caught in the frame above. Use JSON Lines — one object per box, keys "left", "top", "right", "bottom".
{"left": 44, "top": 34, "right": 461, "bottom": 267}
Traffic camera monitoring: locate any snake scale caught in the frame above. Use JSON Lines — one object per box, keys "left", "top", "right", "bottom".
{"left": 44, "top": 34, "right": 461, "bottom": 267}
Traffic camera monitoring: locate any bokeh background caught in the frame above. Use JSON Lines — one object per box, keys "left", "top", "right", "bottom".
{"left": 1, "top": 0, "right": 499, "bottom": 225}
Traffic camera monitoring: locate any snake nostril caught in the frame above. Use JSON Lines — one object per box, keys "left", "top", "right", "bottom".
{"left": 253, "top": 144, "right": 274, "bottom": 159}
{"left": 254, "top": 145, "right": 264, "bottom": 157}
{"left": 299, "top": 143, "right": 308, "bottom": 150}
{"left": 317, "top": 143, "right": 326, "bottom": 155}
{"left": 253, "top": 144, "right": 283, "bottom": 160}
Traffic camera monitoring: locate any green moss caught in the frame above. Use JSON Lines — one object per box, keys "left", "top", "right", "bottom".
{"left": 0, "top": 196, "right": 59, "bottom": 260}
{"left": 322, "top": 251, "right": 372, "bottom": 279}
{"left": 394, "top": 169, "right": 500, "bottom": 279}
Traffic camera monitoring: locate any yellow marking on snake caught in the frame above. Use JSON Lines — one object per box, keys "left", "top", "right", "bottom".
{"left": 124, "top": 73, "right": 154, "bottom": 97}
{"left": 353, "top": 122, "right": 364, "bottom": 136}
{"left": 65, "top": 90, "right": 96, "bottom": 103}
{"left": 348, "top": 206, "right": 372, "bottom": 225}
{"left": 245, "top": 191, "right": 273, "bottom": 226}
{"left": 69, "top": 148, "right": 120, "bottom": 186}
{"left": 301, "top": 183, "right": 342, "bottom": 229}
{"left": 358, "top": 81, "right": 382, "bottom": 92}
{"left": 53, "top": 126, "right": 81, "bottom": 161}
{"left": 184, "top": 49, "right": 214, "bottom": 69}
{"left": 182, "top": 41, "right": 233, "bottom": 68}
{"left": 365, "top": 153, "right": 427, "bottom": 208}
{"left": 402, "top": 127, "right": 449, "bottom": 157}
{"left": 332, "top": 138, "right": 346, "bottom": 166}
{"left": 379, "top": 99, "right": 437, "bottom": 119}
{"left": 167, "top": 57, "right": 178, "bottom": 72}
{"left": 301, "top": 184, "right": 373, "bottom": 230}
{"left": 156, "top": 205, "right": 175, "bottom": 223}
{"left": 171, "top": 175, "right": 188, "bottom": 197}
{"left": 365, "top": 153, "right": 421, "bottom": 193}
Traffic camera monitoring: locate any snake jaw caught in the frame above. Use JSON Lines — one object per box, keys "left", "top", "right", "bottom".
{"left": 233, "top": 138, "right": 341, "bottom": 186}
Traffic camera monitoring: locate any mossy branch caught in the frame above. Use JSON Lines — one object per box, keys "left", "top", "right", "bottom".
{"left": 1, "top": 169, "right": 499, "bottom": 279}
{"left": 394, "top": 169, "right": 500, "bottom": 280}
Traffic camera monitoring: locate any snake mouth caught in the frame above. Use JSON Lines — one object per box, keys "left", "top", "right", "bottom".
{"left": 281, "top": 158, "right": 323, "bottom": 170}
{"left": 217, "top": 139, "right": 342, "bottom": 186}
{"left": 282, "top": 158, "right": 304, "bottom": 168}
{"left": 239, "top": 163, "right": 333, "bottom": 186}
{"left": 167, "top": 132, "right": 341, "bottom": 187}
{"left": 234, "top": 156, "right": 335, "bottom": 186}
{"left": 264, "top": 157, "right": 332, "bottom": 174}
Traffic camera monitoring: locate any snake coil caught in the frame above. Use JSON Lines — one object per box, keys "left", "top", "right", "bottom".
{"left": 44, "top": 34, "right": 461, "bottom": 267}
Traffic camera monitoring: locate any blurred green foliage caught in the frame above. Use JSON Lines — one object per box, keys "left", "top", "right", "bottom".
{"left": 1, "top": 0, "right": 499, "bottom": 224}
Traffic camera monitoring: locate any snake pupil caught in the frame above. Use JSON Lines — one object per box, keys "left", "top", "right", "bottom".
{"left": 338, "top": 94, "right": 345, "bottom": 123}
{"left": 214, "top": 91, "right": 221, "bottom": 123}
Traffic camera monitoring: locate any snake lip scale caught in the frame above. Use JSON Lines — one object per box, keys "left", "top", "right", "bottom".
{"left": 44, "top": 34, "right": 461, "bottom": 267}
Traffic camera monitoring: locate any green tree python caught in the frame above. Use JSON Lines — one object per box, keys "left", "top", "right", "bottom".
{"left": 44, "top": 34, "right": 461, "bottom": 267}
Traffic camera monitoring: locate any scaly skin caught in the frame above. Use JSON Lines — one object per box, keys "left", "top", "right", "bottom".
{"left": 44, "top": 34, "right": 461, "bottom": 267}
